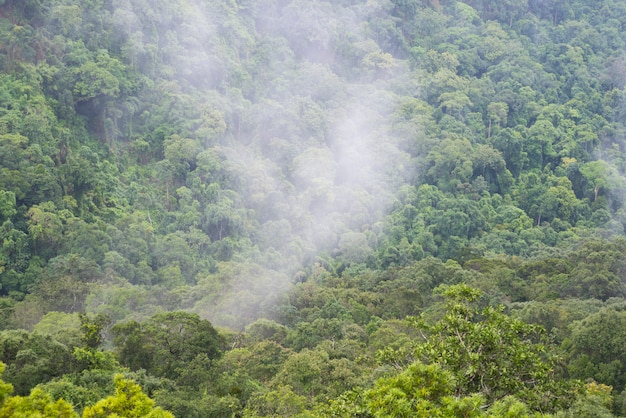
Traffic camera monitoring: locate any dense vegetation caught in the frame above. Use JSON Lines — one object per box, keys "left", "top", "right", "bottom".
{"left": 2, "top": 0, "right": 626, "bottom": 415}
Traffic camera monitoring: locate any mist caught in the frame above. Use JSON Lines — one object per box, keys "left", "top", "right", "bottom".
{"left": 96, "top": 0, "right": 422, "bottom": 327}
{"left": 29, "top": 0, "right": 626, "bottom": 331}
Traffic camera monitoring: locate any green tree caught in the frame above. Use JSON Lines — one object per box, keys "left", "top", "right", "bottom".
{"left": 564, "top": 308, "right": 626, "bottom": 391}
{"left": 243, "top": 384, "right": 307, "bottom": 417}
{"left": 486, "top": 102, "right": 508, "bottom": 139}
{"left": 0, "top": 220, "right": 30, "bottom": 297}
{"left": 535, "top": 177, "right": 581, "bottom": 225}
{"left": 366, "top": 361, "right": 485, "bottom": 418}
{"left": 579, "top": 160, "right": 621, "bottom": 202}
{"left": 82, "top": 374, "right": 173, "bottom": 418}
{"left": 112, "top": 311, "right": 224, "bottom": 379}
{"left": 0, "top": 382, "right": 77, "bottom": 418}
{"left": 438, "top": 91, "right": 473, "bottom": 118}
{"left": 34, "top": 253, "right": 101, "bottom": 313}
{"left": 406, "top": 284, "right": 578, "bottom": 411}
{"left": 424, "top": 137, "right": 474, "bottom": 192}
{"left": 0, "top": 330, "right": 73, "bottom": 395}
{"left": 0, "top": 192, "right": 16, "bottom": 222}
{"left": 554, "top": 382, "right": 614, "bottom": 418}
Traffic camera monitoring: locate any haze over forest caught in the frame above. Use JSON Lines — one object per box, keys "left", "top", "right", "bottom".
{"left": 3, "top": 0, "right": 626, "bottom": 416}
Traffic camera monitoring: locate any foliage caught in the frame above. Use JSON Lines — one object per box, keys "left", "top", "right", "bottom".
{"left": 563, "top": 308, "right": 626, "bottom": 392}
{"left": 405, "top": 284, "right": 579, "bottom": 411}
{"left": 365, "top": 361, "right": 485, "bottom": 417}
{"left": 0, "top": 0, "right": 626, "bottom": 415}
{"left": 82, "top": 374, "right": 173, "bottom": 418}
{"left": 112, "top": 311, "right": 224, "bottom": 379}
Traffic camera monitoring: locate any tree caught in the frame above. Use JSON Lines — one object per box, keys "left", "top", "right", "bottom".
{"left": 491, "top": 128, "right": 527, "bottom": 177}
{"left": 424, "top": 137, "right": 474, "bottom": 192}
{"left": 112, "top": 311, "right": 225, "bottom": 379}
{"left": 34, "top": 253, "right": 101, "bottom": 313}
{"left": 0, "top": 220, "right": 30, "bottom": 297}
{"left": 242, "top": 341, "right": 290, "bottom": 383}
{"left": 32, "top": 312, "right": 81, "bottom": 347}
{"left": 0, "top": 192, "right": 16, "bottom": 222}
{"left": 563, "top": 308, "right": 626, "bottom": 392}
{"left": 482, "top": 0, "right": 529, "bottom": 27}
{"left": 579, "top": 160, "right": 618, "bottom": 202}
{"left": 0, "top": 375, "right": 77, "bottom": 418}
{"left": 438, "top": 91, "right": 473, "bottom": 118}
{"left": 82, "top": 374, "right": 173, "bottom": 418}
{"left": 554, "top": 382, "right": 614, "bottom": 418}
{"left": 72, "top": 50, "right": 126, "bottom": 102}
{"left": 25, "top": 202, "right": 65, "bottom": 259}
{"left": 72, "top": 313, "right": 118, "bottom": 372}
{"left": 365, "top": 361, "right": 485, "bottom": 418}
{"left": 404, "top": 284, "right": 578, "bottom": 411}
{"left": 534, "top": 177, "right": 581, "bottom": 225}
{"left": 271, "top": 349, "right": 325, "bottom": 400}
{"left": 0, "top": 330, "right": 74, "bottom": 395}
{"left": 243, "top": 384, "right": 307, "bottom": 417}
{"left": 486, "top": 102, "right": 508, "bottom": 139}
{"left": 0, "top": 360, "right": 174, "bottom": 418}
{"left": 317, "top": 362, "right": 552, "bottom": 417}
{"left": 525, "top": 120, "right": 558, "bottom": 170}
{"left": 158, "top": 135, "right": 201, "bottom": 189}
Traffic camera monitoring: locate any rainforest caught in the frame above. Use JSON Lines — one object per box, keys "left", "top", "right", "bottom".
{"left": 2, "top": 0, "right": 626, "bottom": 416}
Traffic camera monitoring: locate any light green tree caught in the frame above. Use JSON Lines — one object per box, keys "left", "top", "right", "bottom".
{"left": 82, "top": 374, "right": 173, "bottom": 418}
{"left": 366, "top": 362, "right": 485, "bottom": 418}
{"left": 406, "top": 284, "right": 579, "bottom": 411}
{"left": 0, "top": 362, "right": 77, "bottom": 418}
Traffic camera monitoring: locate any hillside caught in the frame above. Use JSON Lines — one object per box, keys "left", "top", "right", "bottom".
{"left": 1, "top": 0, "right": 626, "bottom": 416}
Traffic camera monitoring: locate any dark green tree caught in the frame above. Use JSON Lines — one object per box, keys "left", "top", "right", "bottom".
{"left": 112, "top": 311, "right": 225, "bottom": 380}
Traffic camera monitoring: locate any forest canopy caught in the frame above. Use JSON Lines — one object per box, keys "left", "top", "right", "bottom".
{"left": 2, "top": 0, "right": 626, "bottom": 416}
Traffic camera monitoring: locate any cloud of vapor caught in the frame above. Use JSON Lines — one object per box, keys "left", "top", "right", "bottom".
{"left": 102, "top": 0, "right": 419, "bottom": 328}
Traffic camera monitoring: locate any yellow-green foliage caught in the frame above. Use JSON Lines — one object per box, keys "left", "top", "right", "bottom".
{"left": 0, "top": 363, "right": 77, "bottom": 418}
{"left": 82, "top": 374, "right": 173, "bottom": 418}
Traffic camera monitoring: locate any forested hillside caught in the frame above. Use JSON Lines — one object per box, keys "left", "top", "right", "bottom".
{"left": 2, "top": 0, "right": 626, "bottom": 416}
